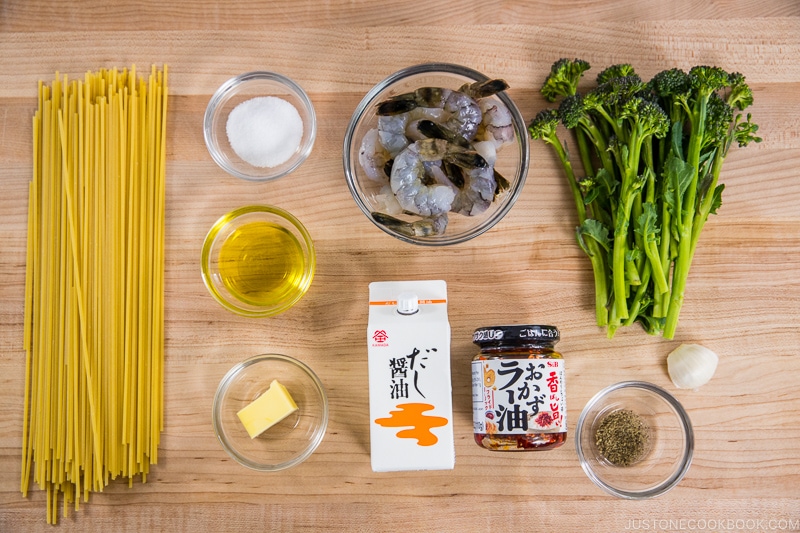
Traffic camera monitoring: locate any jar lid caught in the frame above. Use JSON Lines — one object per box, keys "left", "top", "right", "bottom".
{"left": 473, "top": 325, "right": 560, "bottom": 347}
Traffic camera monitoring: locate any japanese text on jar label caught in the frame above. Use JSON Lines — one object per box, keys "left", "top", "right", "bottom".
{"left": 471, "top": 359, "right": 566, "bottom": 434}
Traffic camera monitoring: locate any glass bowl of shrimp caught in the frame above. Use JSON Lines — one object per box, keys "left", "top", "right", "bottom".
{"left": 343, "top": 63, "right": 530, "bottom": 246}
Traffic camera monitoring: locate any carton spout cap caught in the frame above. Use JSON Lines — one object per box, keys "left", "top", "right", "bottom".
{"left": 396, "top": 292, "right": 419, "bottom": 315}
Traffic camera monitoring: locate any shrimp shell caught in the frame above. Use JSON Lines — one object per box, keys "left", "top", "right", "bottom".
{"left": 358, "top": 128, "right": 391, "bottom": 182}
{"left": 390, "top": 142, "right": 457, "bottom": 217}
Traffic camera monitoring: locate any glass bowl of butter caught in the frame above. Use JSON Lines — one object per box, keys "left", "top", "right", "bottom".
{"left": 212, "top": 353, "right": 328, "bottom": 471}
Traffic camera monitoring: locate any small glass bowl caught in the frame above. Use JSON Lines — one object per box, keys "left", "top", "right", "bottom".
{"left": 575, "top": 381, "right": 694, "bottom": 499}
{"left": 212, "top": 354, "right": 328, "bottom": 471}
{"left": 204, "top": 71, "right": 316, "bottom": 181}
{"left": 201, "top": 205, "right": 315, "bottom": 317}
{"left": 343, "top": 63, "right": 529, "bottom": 246}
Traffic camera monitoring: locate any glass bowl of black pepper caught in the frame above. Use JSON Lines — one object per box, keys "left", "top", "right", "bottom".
{"left": 575, "top": 381, "right": 694, "bottom": 499}
{"left": 204, "top": 71, "right": 317, "bottom": 182}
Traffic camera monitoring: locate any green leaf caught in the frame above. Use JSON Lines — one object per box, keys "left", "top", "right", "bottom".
{"left": 625, "top": 247, "right": 642, "bottom": 285}
{"left": 709, "top": 183, "right": 724, "bottom": 215}
{"left": 577, "top": 219, "right": 611, "bottom": 255}
{"left": 625, "top": 247, "right": 642, "bottom": 264}
{"left": 635, "top": 202, "right": 660, "bottom": 243}
{"left": 663, "top": 151, "right": 695, "bottom": 231}
{"left": 595, "top": 168, "right": 618, "bottom": 197}
{"left": 636, "top": 314, "right": 665, "bottom": 335}
{"left": 583, "top": 184, "right": 600, "bottom": 206}
{"left": 672, "top": 154, "right": 694, "bottom": 199}
{"left": 669, "top": 120, "right": 685, "bottom": 160}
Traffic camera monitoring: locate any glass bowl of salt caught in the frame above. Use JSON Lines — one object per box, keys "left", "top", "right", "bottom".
{"left": 204, "top": 71, "right": 317, "bottom": 181}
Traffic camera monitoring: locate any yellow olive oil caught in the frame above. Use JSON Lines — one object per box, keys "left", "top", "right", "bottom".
{"left": 217, "top": 221, "right": 307, "bottom": 307}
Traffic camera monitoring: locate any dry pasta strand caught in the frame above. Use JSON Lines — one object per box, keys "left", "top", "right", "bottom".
{"left": 21, "top": 65, "right": 168, "bottom": 524}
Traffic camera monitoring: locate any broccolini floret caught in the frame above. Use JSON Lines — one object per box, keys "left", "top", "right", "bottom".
{"left": 649, "top": 68, "right": 691, "bottom": 99}
{"left": 540, "top": 58, "right": 591, "bottom": 102}
{"left": 725, "top": 72, "right": 754, "bottom": 110}
{"left": 596, "top": 63, "right": 637, "bottom": 84}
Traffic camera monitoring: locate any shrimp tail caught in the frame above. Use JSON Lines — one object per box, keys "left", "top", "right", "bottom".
{"left": 371, "top": 211, "right": 448, "bottom": 237}
{"left": 377, "top": 87, "right": 449, "bottom": 115}
{"left": 417, "top": 119, "right": 470, "bottom": 148}
{"left": 449, "top": 151, "right": 488, "bottom": 170}
{"left": 459, "top": 79, "right": 510, "bottom": 99}
{"left": 377, "top": 99, "right": 418, "bottom": 116}
{"left": 416, "top": 138, "right": 488, "bottom": 170}
{"left": 493, "top": 169, "right": 511, "bottom": 196}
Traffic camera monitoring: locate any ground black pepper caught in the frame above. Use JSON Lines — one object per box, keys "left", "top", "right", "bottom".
{"left": 594, "top": 409, "right": 650, "bottom": 466}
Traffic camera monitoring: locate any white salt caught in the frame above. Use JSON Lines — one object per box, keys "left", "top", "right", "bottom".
{"left": 226, "top": 96, "right": 304, "bottom": 168}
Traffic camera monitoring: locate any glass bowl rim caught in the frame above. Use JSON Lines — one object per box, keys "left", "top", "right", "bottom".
{"left": 211, "top": 353, "right": 329, "bottom": 471}
{"left": 204, "top": 70, "right": 317, "bottom": 182}
{"left": 200, "top": 204, "right": 316, "bottom": 317}
{"left": 342, "top": 62, "right": 530, "bottom": 246}
{"left": 575, "top": 380, "right": 694, "bottom": 499}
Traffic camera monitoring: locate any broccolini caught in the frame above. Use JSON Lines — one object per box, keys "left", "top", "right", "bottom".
{"left": 529, "top": 59, "right": 761, "bottom": 338}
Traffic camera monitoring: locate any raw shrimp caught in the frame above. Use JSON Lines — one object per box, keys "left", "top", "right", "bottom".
{"left": 359, "top": 128, "right": 391, "bottom": 182}
{"left": 477, "top": 99, "right": 515, "bottom": 148}
{"left": 449, "top": 163, "right": 498, "bottom": 216}
{"left": 378, "top": 107, "right": 447, "bottom": 155}
{"left": 405, "top": 107, "right": 446, "bottom": 141}
{"left": 390, "top": 139, "right": 487, "bottom": 217}
{"left": 371, "top": 212, "right": 449, "bottom": 237}
{"left": 414, "top": 119, "right": 510, "bottom": 216}
{"left": 443, "top": 90, "right": 482, "bottom": 141}
{"left": 377, "top": 114, "right": 409, "bottom": 157}
{"left": 377, "top": 79, "right": 509, "bottom": 141}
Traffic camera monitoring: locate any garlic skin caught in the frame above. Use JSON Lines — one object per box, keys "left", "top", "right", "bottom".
{"left": 667, "top": 343, "right": 719, "bottom": 390}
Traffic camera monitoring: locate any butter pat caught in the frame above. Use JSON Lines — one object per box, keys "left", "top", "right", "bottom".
{"left": 237, "top": 379, "right": 298, "bottom": 439}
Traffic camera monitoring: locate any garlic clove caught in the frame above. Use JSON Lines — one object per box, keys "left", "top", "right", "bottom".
{"left": 667, "top": 343, "right": 719, "bottom": 390}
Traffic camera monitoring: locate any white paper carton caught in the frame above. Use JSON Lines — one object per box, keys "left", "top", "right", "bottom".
{"left": 367, "top": 280, "right": 455, "bottom": 472}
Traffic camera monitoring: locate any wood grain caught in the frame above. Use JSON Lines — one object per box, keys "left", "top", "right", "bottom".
{"left": 1, "top": 1, "right": 799, "bottom": 531}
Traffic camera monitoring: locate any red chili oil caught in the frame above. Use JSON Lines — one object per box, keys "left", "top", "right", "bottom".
{"left": 471, "top": 325, "right": 567, "bottom": 451}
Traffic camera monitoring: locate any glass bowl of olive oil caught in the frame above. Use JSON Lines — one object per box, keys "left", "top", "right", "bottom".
{"left": 201, "top": 205, "right": 316, "bottom": 317}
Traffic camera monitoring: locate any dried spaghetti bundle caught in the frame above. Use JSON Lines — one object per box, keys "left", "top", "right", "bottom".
{"left": 21, "top": 65, "right": 168, "bottom": 524}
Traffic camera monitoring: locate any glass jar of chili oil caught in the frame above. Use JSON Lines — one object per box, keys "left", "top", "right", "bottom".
{"left": 472, "top": 325, "right": 567, "bottom": 451}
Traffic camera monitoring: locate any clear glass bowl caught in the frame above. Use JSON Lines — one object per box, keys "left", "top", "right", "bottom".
{"left": 212, "top": 354, "right": 328, "bottom": 471}
{"left": 204, "top": 71, "right": 316, "bottom": 181}
{"left": 201, "top": 205, "right": 315, "bottom": 317}
{"left": 343, "top": 63, "right": 529, "bottom": 246}
{"left": 575, "top": 381, "right": 694, "bottom": 499}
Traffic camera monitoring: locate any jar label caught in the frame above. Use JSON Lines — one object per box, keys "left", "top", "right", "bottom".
{"left": 471, "top": 359, "right": 566, "bottom": 435}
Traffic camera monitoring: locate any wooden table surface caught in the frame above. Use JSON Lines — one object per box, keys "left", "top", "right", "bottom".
{"left": 2, "top": 1, "right": 799, "bottom": 531}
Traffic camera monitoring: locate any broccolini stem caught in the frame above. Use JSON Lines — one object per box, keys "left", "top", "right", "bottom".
{"left": 549, "top": 137, "right": 586, "bottom": 223}
{"left": 631, "top": 193, "right": 646, "bottom": 280}
{"left": 624, "top": 262, "right": 652, "bottom": 327}
{"left": 664, "top": 95, "right": 712, "bottom": 338}
{"left": 653, "top": 196, "right": 672, "bottom": 318}
{"left": 588, "top": 248, "right": 610, "bottom": 327}
{"left": 575, "top": 128, "right": 595, "bottom": 180}
{"left": 665, "top": 147, "right": 725, "bottom": 336}
{"left": 555, "top": 136, "right": 610, "bottom": 326}
{"left": 691, "top": 149, "right": 725, "bottom": 251}
{"left": 611, "top": 126, "right": 647, "bottom": 320}
{"left": 612, "top": 192, "right": 636, "bottom": 320}
{"left": 644, "top": 236, "right": 669, "bottom": 295}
